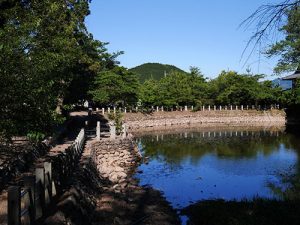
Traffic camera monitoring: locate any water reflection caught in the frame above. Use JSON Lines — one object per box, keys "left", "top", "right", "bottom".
{"left": 135, "top": 127, "right": 300, "bottom": 208}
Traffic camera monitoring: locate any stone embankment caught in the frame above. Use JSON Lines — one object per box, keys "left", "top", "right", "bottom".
{"left": 90, "top": 138, "right": 180, "bottom": 225}
{"left": 91, "top": 138, "right": 142, "bottom": 191}
{"left": 124, "top": 110, "right": 286, "bottom": 130}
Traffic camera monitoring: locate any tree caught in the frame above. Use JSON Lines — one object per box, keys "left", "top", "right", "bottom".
{"left": 0, "top": 0, "right": 110, "bottom": 140}
{"left": 265, "top": 6, "right": 300, "bottom": 73}
{"left": 242, "top": 0, "right": 300, "bottom": 72}
{"left": 90, "top": 66, "right": 139, "bottom": 107}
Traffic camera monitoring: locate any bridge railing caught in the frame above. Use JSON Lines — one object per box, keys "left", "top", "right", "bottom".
{"left": 7, "top": 128, "right": 86, "bottom": 225}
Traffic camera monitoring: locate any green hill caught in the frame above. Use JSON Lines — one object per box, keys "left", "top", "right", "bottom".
{"left": 129, "top": 63, "right": 186, "bottom": 82}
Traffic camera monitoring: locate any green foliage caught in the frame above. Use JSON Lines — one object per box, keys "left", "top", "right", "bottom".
{"left": 90, "top": 66, "right": 140, "bottom": 106}
{"left": 266, "top": 6, "right": 300, "bottom": 73}
{"left": 139, "top": 69, "right": 287, "bottom": 108}
{"left": 139, "top": 67, "right": 208, "bottom": 107}
{"left": 27, "top": 131, "right": 46, "bottom": 144}
{"left": 108, "top": 111, "right": 123, "bottom": 134}
{"left": 129, "top": 63, "right": 186, "bottom": 82}
{"left": 0, "top": 0, "right": 115, "bottom": 141}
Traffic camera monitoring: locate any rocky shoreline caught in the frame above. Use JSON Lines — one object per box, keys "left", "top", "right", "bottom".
{"left": 90, "top": 138, "right": 180, "bottom": 225}
{"left": 91, "top": 138, "right": 142, "bottom": 192}
{"left": 124, "top": 110, "right": 286, "bottom": 130}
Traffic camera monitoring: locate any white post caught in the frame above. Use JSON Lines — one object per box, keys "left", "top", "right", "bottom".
{"left": 96, "top": 121, "right": 100, "bottom": 141}
{"left": 219, "top": 106, "right": 222, "bottom": 110}
{"left": 102, "top": 108, "right": 105, "bottom": 114}
{"left": 202, "top": 106, "right": 205, "bottom": 111}
{"left": 108, "top": 107, "right": 110, "bottom": 113}
{"left": 161, "top": 106, "right": 164, "bottom": 111}
{"left": 208, "top": 105, "right": 211, "bottom": 111}
{"left": 96, "top": 107, "right": 99, "bottom": 111}
{"left": 214, "top": 105, "right": 216, "bottom": 111}
{"left": 124, "top": 107, "right": 127, "bottom": 113}
{"left": 241, "top": 105, "right": 244, "bottom": 110}
{"left": 156, "top": 106, "right": 159, "bottom": 112}
{"left": 185, "top": 106, "right": 187, "bottom": 111}
{"left": 122, "top": 124, "right": 127, "bottom": 139}
{"left": 236, "top": 105, "right": 238, "bottom": 110}
{"left": 110, "top": 124, "right": 116, "bottom": 140}
{"left": 136, "top": 106, "right": 138, "bottom": 112}
{"left": 114, "top": 107, "right": 116, "bottom": 114}
{"left": 191, "top": 106, "right": 194, "bottom": 111}
{"left": 230, "top": 105, "right": 233, "bottom": 110}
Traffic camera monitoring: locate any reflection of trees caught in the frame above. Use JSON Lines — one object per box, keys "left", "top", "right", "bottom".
{"left": 139, "top": 131, "right": 300, "bottom": 166}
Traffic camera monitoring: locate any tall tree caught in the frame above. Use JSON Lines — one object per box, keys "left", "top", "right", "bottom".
{"left": 265, "top": 6, "right": 300, "bottom": 73}
{"left": 89, "top": 66, "right": 140, "bottom": 107}
{"left": 0, "top": 0, "right": 109, "bottom": 140}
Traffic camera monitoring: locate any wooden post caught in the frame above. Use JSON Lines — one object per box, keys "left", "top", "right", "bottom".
{"left": 24, "top": 175, "right": 36, "bottom": 223}
{"left": 35, "top": 166, "right": 45, "bottom": 219}
{"left": 97, "top": 121, "right": 101, "bottom": 141}
{"left": 44, "top": 161, "right": 52, "bottom": 205}
{"left": 8, "top": 186, "right": 21, "bottom": 225}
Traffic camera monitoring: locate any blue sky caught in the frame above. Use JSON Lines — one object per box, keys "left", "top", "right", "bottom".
{"left": 86, "top": 0, "right": 284, "bottom": 79}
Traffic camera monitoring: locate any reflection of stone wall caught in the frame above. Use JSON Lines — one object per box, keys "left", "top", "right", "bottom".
{"left": 124, "top": 110, "right": 286, "bottom": 130}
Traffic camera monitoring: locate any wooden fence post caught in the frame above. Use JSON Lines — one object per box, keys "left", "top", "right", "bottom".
{"left": 35, "top": 166, "right": 45, "bottom": 219}
{"left": 24, "top": 175, "right": 36, "bottom": 223}
{"left": 8, "top": 186, "right": 21, "bottom": 225}
{"left": 44, "top": 162, "right": 52, "bottom": 206}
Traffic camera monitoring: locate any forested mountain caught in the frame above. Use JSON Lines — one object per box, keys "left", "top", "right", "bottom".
{"left": 129, "top": 63, "right": 186, "bottom": 82}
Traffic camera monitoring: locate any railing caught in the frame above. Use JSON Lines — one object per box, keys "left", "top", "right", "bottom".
{"left": 7, "top": 129, "right": 86, "bottom": 225}
{"left": 94, "top": 104, "right": 281, "bottom": 114}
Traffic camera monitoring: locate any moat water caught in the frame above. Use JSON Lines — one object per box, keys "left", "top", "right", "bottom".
{"left": 135, "top": 126, "right": 300, "bottom": 211}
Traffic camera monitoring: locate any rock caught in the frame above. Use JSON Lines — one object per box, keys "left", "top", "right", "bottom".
{"left": 109, "top": 173, "right": 119, "bottom": 183}
{"left": 117, "top": 171, "right": 127, "bottom": 178}
{"left": 115, "top": 166, "right": 125, "bottom": 172}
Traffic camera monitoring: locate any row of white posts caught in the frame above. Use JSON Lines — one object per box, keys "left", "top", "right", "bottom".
{"left": 95, "top": 121, "right": 127, "bottom": 141}
{"left": 95, "top": 105, "right": 280, "bottom": 113}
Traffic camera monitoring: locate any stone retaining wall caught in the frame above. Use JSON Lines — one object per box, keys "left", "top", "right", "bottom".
{"left": 91, "top": 138, "right": 142, "bottom": 192}
{"left": 124, "top": 110, "right": 286, "bottom": 130}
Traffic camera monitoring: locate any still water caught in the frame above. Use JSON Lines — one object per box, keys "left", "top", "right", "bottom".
{"left": 134, "top": 127, "right": 300, "bottom": 209}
